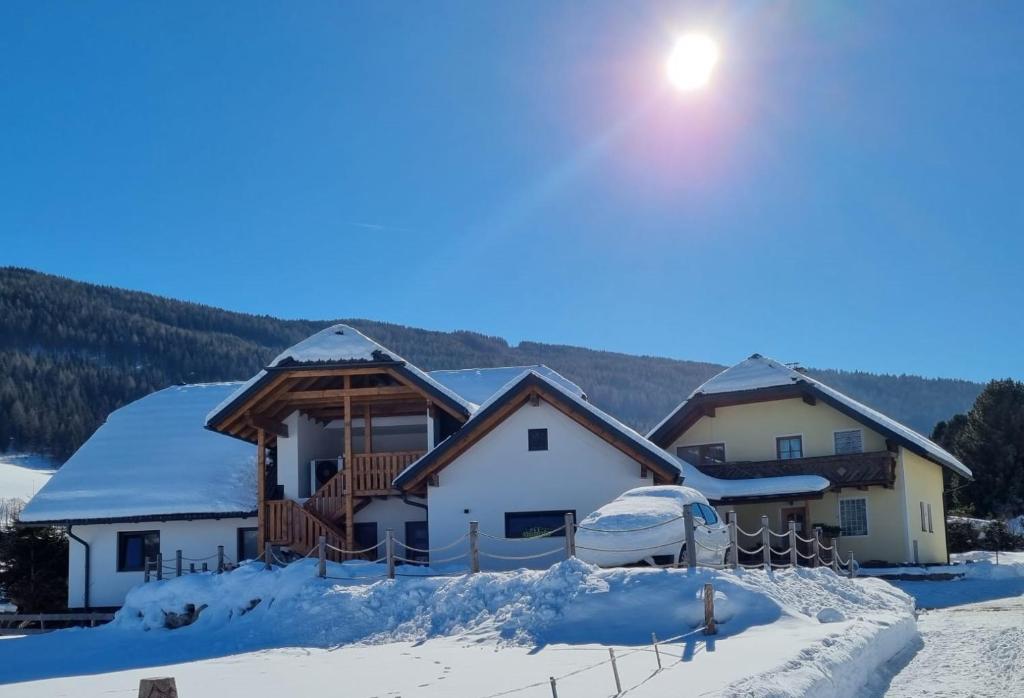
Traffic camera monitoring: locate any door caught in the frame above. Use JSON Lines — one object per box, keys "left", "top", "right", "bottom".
{"left": 404, "top": 521, "right": 429, "bottom": 564}
{"left": 354, "top": 522, "right": 379, "bottom": 554}
{"left": 781, "top": 506, "right": 810, "bottom": 564}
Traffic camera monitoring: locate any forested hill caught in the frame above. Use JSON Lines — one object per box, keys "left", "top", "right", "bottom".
{"left": 0, "top": 267, "right": 984, "bottom": 462}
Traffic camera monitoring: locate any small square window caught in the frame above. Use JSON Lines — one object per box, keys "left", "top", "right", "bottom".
{"left": 776, "top": 435, "right": 803, "bottom": 460}
{"left": 528, "top": 428, "right": 548, "bottom": 451}
{"left": 834, "top": 429, "right": 863, "bottom": 455}
{"left": 117, "top": 530, "right": 160, "bottom": 572}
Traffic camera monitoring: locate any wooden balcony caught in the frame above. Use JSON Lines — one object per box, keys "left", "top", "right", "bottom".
{"left": 696, "top": 451, "right": 897, "bottom": 489}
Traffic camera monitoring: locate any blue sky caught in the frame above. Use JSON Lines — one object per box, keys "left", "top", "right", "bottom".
{"left": 2, "top": 2, "right": 1021, "bottom": 382}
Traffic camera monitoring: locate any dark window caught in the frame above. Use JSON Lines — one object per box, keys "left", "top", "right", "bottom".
{"left": 676, "top": 443, "right": 726, "bottom": 466}
{"left": 237, "top": 527, "right": 258, "bottom": 562}
{"left": 405, "top": 521, "right": 430, "bottom": 563}
{"left": 354, "top": 522, "right": 379, "bottom": 550}
{"left": 834, "top": 429, "right": 863, "bottom": 455}
{"left": 776, "top": 436, "right": 803, "bottom": 460}
{"left": 528, "top": 428, "right": 548, "bottom": 451}
{"left": 117, "top": 531, "right": 160, "bottom": 572}
{"left": 505, "top": 510, "right": 574, "bottom": 539}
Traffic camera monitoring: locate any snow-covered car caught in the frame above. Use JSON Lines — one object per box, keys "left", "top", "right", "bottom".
{"left": 575, "top": 486, "right": 730, "bottom": 567}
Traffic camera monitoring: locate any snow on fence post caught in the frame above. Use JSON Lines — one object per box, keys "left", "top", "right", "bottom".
{"left": 549, "top": 676, "right": 558, "bottom": 698}
{"left": 386, "top": 529, "right": 395, "bottom": 580}
{"left": 175, "top": 550, "right": 182, "bottom": 577}
{"left": 469, "top": 521, "right": 480, "bottom": 573}
{"left": 683, "top": 504, "right": 697, "bottom": 571}
{"left": 788, "top": 522, "right": 798, "bottom": 568}
{"left": 848, "top": 552, "right": 856, "bottom": 578}
{"left": 156, "top": 553, "right": 163, "bottom": 581}
{"left": 761, "top": 516, "right": 771, "bottom": 570}
{"left": 564, "top": 512, "right": 576, "bottom": 559}
{"left": 144, "top": 558, "right": 151, "bottom": 583}
{"left": 703, "top": 582, "right": 717, "bottom": 635}
{"left": 264, "top": 543, "right": 272, "bottom": 571}
{"left": 830, "top": 539, "right": 839, "bottom": 573}
{"left": 727, "top": 511, "right": 739, "bottom": 571}
{"left": 651, "top": 632, "right": 662, "bottom": 669}
{"left": 812, "top": 527, "right": 822, "bottom": 568}
{"left": 317, "top": 535, "right": 326, "bottom": 579}
{"left": 608, "top": 647, "right": 622, "bottom": 695}
{"left": 217, "top": 545, "right": 224, "bottom": 573}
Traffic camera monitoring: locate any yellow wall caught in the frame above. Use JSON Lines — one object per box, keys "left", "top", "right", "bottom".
{"left": 669, "top": 397, "right": 887, "bottom": 461}
{"left": 674, "top": 396, "right": 952, "bottom": 564}
{"left": 900, "top": 449, "right": 948, "bottom": 564}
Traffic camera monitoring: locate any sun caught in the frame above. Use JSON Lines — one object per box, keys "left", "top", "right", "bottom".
{"left": 666, "top": 33, "right": 719, "bottom": 91}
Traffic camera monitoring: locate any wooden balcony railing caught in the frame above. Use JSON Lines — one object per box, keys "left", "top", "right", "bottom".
{"left": 348, "top": 451, "right": 422, "bottom": 496}
{"left": 696, "top": 451, "right": 897, "bottom": 489}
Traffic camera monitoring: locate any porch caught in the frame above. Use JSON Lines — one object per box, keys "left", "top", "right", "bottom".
{"left": 696, "top": 450, "right": 897, "bottom": 489}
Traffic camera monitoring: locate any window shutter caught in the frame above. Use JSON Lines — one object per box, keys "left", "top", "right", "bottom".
{"left": 920, "top": 501, "right": 927, "bottom": 532}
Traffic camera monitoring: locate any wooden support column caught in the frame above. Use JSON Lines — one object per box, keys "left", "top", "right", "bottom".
{"left": 256, "top": 428, "right": 266, "bottom": 554}
{"left": 364, "top": 404, "right": 372, "bottom": 454}
{"left": 343, "top": 376, "right": 355, "bottom": 550}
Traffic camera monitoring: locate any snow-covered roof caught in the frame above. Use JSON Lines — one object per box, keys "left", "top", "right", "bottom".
{"left": 206, "top": 324, "right": 473, "bottom": 426}
{"left": 395, "top": 370, "right": 683, "bottom": 488}
{"left": 428, "top": 366, "right": 586, "bottom": 406}
{"left": 650, "top": 354, "right": 972, "bottom": 479}
{"left": 20, "top": 384, "right": 257, "bottom": 524}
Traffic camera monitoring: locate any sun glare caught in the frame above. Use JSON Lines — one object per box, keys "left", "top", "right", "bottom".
{"left": 666, "top": 33, "right": 719, "bottom": 91}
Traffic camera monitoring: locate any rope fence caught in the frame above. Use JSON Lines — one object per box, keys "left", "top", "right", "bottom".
{"left": 142, "top": 505, "right": 859, "bottom": 586}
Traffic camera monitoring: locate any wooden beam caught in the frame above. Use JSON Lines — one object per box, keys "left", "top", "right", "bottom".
{"left": 343, "top": 376, "right": 355, "bottom": 550}
{"left": 384, "top": 367, "right": 466, "bottom": 421}
{"left": 246, "top": 413, "right": 289, "bottom": 439}
{"left": 256, "top": 429, "right": 266, "bottom": 554}
{"left": 801, "top": 393, "right": 817, "bottom": 406}
{"left": 286, "top": 386, "right": 419, "bottom": 402}
{"left": 364, "top": 404, "right": 372, "bottom": 454}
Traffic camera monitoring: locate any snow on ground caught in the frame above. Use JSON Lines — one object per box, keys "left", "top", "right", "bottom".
{"left": 0, "top": 454, "right": 56, "bottom": 502}
{"left": 867, "top": 596, "right": 1024, "bottom": 697}
{"left": 0, "top": 560, "right": 915, "bottom": 697}
{"left": 887, "top": 553, "right": 1024, "bottom": 609}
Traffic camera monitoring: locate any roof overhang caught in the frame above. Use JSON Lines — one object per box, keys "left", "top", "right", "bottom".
{"left": 18, "top": 510, "right": 258, "bottom": 527}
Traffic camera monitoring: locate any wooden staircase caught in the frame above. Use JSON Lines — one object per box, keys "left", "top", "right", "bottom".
{"left": 264, "top": 451, "right": 424, "bottom": 561}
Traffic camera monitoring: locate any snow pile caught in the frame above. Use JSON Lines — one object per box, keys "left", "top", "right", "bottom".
{"left": 673, "top": 454, "right": 829, "bottom": 500}
{"left": 19, "top": 384, "right": 256, "bottom": 523}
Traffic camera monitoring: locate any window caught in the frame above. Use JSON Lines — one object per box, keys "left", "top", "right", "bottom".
{"left": 694, "top": 503, "right": 719, "bottom": 525}
{"left": 505, "top": 510, "right": 575, "bottom": 539}
{"left": 920, "top": 502, "right": 928, "bottom": 532}
{"left": 834, "top": 429, "right": 863, "bottom": 455}
{"left": 117, "top": 531, "right": 160, "bottom": 572}
{"left": 776, "top": 435, "right": 803, "bottom": 460}
{"left": 927, "top": 503, "right": 934, "bottom": 533}
{"left": 237, "top": 527, "right": 258, "bottom": 562}
{"left": 676, "top": 443, "right": 726, "bottom": 466}
{"left": 405, "top": 521, "right": 429, "bottom": 563}
{"left": 839, "top": 498, "right": 868, "bottom": 537}
{"left": 528, "top": 428, "right": 548, "bottom": 451}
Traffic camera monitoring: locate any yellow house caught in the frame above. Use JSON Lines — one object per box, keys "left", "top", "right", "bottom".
{"left": 648, "top": 355, "right": 972, "bottom": 566}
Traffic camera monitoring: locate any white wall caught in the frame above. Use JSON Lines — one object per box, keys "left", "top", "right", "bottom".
{"left": 353, "top": 496, "right": 428, "bottom": 548}
{"left": 427, "top": 399, "right": 653, "bottom": 571}
{"left": 67, "top": 516, "right": 254, "bottom": 608}
{"left": 278, "top": 411, "right": 342, "bottom": 499}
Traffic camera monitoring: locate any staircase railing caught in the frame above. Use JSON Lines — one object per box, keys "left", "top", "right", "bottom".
{"left": 265, "top": 499, "right": 350, "bottom": 560}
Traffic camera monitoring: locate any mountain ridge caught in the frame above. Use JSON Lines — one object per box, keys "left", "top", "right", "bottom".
{"left": 0, "top": 267, "right": 984, "bottom": 461}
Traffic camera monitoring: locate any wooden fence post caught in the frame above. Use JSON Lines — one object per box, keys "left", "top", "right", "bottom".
{"left": 201, "top": 562, "right": 208, "bottom": 572}
{"left": 138, "top": 676, "right": 177, "bottom": 697}
{"left": 264, "top": 543, "right": 272, "bottom": 571}
{"left": 175, "top": 550, "right": 182, "bottom": 578}
{"left": 683, "top": 504, "right": 697, "bottom": 570}
{"left": 727, "top": 511, "right": 739, "bottom": 570}
{"left": 144, "top": 558, "right": 151, "bottom": 583}
{"left": 788, "top": 522, "right": 798, "bottom": 568}
{"left": 564, "top": 512, "right": 576, "bottom": 558}
{"left": 652, "top": 632, "right": 662, "bottom": 669}
{"left": 386, "top": 529, "right": 395, "bottom": 580}
{"left": 317, "top": 535, "right": 326, "bottom": 578}
{"left": 469, "top": 521, "right": 480, "bottom": 573}
{"left": 849, "top": 552, "right": 856, "bottom": 578}
{"left": 549, "top": 676, "right": 558, "bottom": 698}
{"left": 217, "top": 545, "right": 224, "bottom": 573}
{"left": 608, "top": 648, "right": 622, "bottom": 695}
{"left": 761, "top": 515, "right": 771, "bottom": 571}
{"left": 812, "top": 527, "right": 822, "bottom": 568}
{"left": 156, "top": 553, "right": 163, "bottom": 581}
{"left": 703, "top": 582, "right": 717, "bottom": 635}
{"left": 830, "top": 538, "right": 839, "bottom": 573}
{"left": 189, "top": 563, "right": 196, "bottom": 574}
